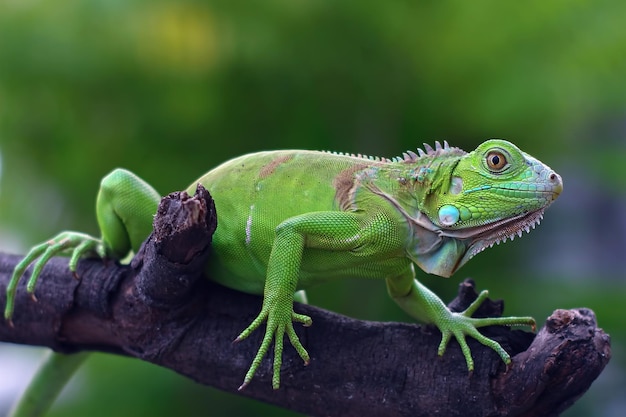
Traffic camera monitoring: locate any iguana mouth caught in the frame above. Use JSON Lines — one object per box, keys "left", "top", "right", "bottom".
{"left": 401, "top": 205, "right": 547, "bottom": 278}
{"left": 443, "top": 208, "right": 546, "bottom": 273}
{"left": 440, "top": 208, "right": 544, "bottom": 242}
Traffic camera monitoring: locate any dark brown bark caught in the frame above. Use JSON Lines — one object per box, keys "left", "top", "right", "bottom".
{"left": 0, "top": 186, "right": 611, "bottom": 417}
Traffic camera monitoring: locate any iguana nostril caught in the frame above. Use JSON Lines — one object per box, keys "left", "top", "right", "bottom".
{"left": 549, "top": 172, "right": 563, "bottom": 195}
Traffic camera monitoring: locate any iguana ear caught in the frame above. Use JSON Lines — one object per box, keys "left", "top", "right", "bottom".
{"left": 408, "top": 238, "right": 468, "bottom": 278}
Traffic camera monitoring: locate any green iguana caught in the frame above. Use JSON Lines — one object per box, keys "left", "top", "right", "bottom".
{"left": 4, "top": 139, "right": 562, "bottom": 415}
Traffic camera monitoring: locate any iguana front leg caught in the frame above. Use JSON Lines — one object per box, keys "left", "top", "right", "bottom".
{"left": 235, "top": 226, "right": 312, "bottom": 391}
{"left": 235, "top": 211, "right": 375, "bottom": 390}
{"left": 387, "top": 268, "right": 535, "bottom": 371}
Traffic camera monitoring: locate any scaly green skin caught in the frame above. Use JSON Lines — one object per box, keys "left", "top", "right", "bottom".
{"left": 5, "top": 139, "right": 562, "bottom": 408}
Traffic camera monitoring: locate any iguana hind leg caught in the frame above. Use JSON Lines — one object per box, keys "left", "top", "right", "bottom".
{"left": 6, "top": 169, "right": 161, "bottom": 416}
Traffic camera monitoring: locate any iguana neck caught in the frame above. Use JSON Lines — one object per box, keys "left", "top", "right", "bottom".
{"left": 354, "top": 157, "right": 460, "bottom": 221}
{"left": 350, "top": 157, "right": 470, "bottom": 278}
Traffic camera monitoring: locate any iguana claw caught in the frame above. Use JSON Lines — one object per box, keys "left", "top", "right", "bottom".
{"left": 5, "top": 231, "right": 104, "bottom": 321}
{"left": 434, "top": 290, "right": 535, "bottom": 371}
{"left": 236, "top": 302, "right": 312, "bottom": 390}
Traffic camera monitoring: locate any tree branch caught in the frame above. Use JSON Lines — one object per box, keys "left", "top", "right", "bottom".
{"left": 0, "top": 187, "right": 611, "bottom": 417}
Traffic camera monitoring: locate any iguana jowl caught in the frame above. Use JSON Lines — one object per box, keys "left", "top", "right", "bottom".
{"left": 5, "top": 139, "right": 562, "bottom": 400}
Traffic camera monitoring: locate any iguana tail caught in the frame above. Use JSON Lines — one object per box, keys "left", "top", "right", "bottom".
{"left": 8, "top": 351, "right": 89, "bottom": 417}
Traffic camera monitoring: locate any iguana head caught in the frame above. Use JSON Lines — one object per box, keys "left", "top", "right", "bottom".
{"left": 404, "top": 139, "right": 563, "bottom": 277}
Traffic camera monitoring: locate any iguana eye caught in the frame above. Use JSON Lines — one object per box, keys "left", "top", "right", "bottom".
{"left": 486, "top": 151, "right": 507, "bottom": 172}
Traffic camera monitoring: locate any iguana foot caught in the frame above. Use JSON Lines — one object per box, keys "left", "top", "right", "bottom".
{"left": 435, "top": 290, "right": 535, "bottom": 371}
{"left": 235, "top": 300, "right": 312, "bottom": 390}
{"left": 5, "top": 231, "right": 105, "bottom": 322}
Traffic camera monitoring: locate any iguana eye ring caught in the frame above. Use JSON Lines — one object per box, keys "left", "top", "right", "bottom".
{"left": 486, "top": 150, "right": 507, "bottom": 172}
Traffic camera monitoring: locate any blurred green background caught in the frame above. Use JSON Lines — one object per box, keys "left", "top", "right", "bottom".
{"left": 0, "top": 0, "right": 624, "bottom": 416}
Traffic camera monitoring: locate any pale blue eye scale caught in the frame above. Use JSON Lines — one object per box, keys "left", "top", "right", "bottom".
{"left": 438, "top": 204, "right": 460, "bottom": 226}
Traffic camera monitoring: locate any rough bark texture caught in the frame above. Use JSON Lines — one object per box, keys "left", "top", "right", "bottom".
{"left": 0, "top": 186, "right": 611, "bottom": 416}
